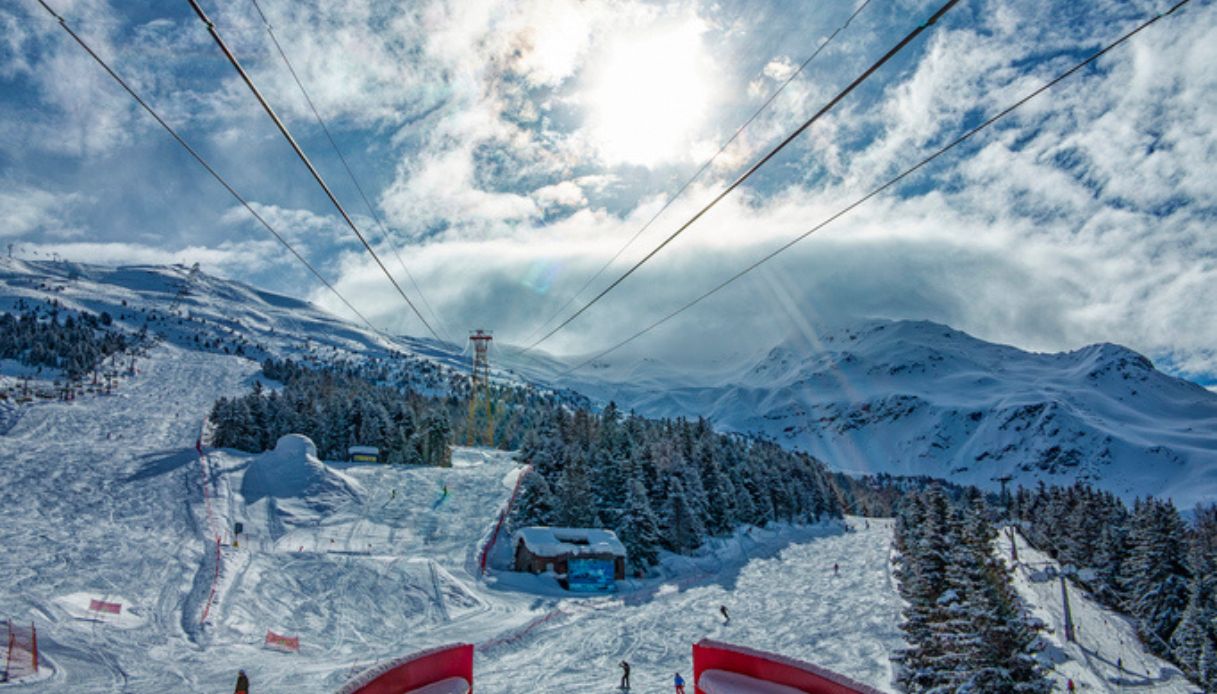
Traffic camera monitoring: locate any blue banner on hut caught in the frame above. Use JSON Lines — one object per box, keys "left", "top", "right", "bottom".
{"left": 511, "top": 527, "right": 626, "bottom": 592}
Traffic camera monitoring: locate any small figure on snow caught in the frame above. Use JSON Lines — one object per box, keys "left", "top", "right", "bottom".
{"left": 833, "top": 562, "right": 839, "bottom": 575}
{"left": 1066, "top": 678, "right": 1075, "bottom": 693}
{"left": 234, "top": 669, "right": 250, "bottom": 694}
{"left": 674, "top": 672, "right": 686, "bottom": 693}
{"left": 719, "top": 604, "right": 730, "bottom": 623}
{"left": 864, "top": 520, "right": 870, "bottom": 530}
{"left": 619, "top": 660, "right": 630, "bottom": 690}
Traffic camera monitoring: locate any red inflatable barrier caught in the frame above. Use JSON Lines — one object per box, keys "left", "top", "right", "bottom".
{"left": 692, "top": 640, "right": 884, "bottom": 694}
{"left": 339, "top": 643, "right": 473, "bottom": 694}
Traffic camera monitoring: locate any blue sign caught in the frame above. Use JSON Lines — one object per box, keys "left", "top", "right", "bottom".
{"left": 567, "top": 558, "right": 616, "bottom": 593}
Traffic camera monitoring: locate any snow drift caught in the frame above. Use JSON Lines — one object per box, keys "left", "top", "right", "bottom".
{"left": 241, "top": 434, "right": 364, "bottom": 524}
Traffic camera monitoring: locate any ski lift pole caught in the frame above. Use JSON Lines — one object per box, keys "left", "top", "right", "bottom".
{"left": 1060, "top": 574, "right": 1075, "bottom": 643}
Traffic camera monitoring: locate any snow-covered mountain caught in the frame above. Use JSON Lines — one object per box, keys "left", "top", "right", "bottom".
{"left": 4, "top": 258, "right": 1213, "bottom": 508}
{"left": 524, "top": 320, "right": 1217, "bottom": 508}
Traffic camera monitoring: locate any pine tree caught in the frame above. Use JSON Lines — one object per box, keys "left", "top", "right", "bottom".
{"left": 617, "top": 477, "right": 661, "bottom": 572}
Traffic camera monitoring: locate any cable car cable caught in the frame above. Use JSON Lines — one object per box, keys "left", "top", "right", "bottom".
{"left": 33, "top": 0, "right": 384, "bottom": 337}
{"left": 555, "top": 0, "right": 1193, "bottom": 377}
{"left": 522, "top": 0, "right": 961, "bottom": 354}
{"left": 185, "top": 0, "right": 445, "bottom": 344}
{"left": 514, "top": 0, "right": 876, "bottom": 348}
{"left": 246, "top": 0, "right": 452, "bottom": 343}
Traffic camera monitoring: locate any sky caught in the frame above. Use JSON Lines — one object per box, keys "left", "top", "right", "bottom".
{"left": 2, "top": 0, "right": 1216, "bottom": 385}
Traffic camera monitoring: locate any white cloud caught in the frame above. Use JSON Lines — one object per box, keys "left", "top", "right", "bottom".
{"left": 0, "top": 185, "right": 80, "bottom": 238}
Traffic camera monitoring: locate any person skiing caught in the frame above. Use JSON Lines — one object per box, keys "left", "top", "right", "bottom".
{"left": 619, "top": 660, "right": 630, "bottom": 690}
{"left": 720, "top": 604, "right": 730, "bottom": 623}
{"left": 234, "top": 669, "right": 249, "bottom": 694}
{"left": 674, "top": 672, "right": 686, "bottom": 693}
{"left": 1066, "top": 678, "right": 1075, "bottom": 692}
{"left": 833, "top": 562, "right": 839, "bottom": 575}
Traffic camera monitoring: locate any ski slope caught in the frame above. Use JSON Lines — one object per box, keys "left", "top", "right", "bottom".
{"left": 0, "top": 341, "right": 908, "bottom": 692}
{"left": 996, "top": 531, "right": 1196, "bottom": 693}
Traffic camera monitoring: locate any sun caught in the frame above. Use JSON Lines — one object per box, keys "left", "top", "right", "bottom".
{"left": 585, "top": 21, "right": 713, "bottom": 167}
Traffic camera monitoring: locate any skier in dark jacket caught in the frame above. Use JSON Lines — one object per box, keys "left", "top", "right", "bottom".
{"left": 619, "top": 660, "right": 630, "bottom": 689}
{"left": 234, "top": 669, "right": 249, "bottom": 694}
{"left": 720, "top": 604, "right": 730, "bottom": 623}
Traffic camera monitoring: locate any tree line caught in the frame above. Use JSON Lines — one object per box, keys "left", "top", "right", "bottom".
{"left": 893, "top": 486, "right": 1050, "bottom": 693}
{"left": 0, "top": 304, "right": 129, "bottom": 378}
{"left": 509, "top": 402, "right": 843, "bottom": 573}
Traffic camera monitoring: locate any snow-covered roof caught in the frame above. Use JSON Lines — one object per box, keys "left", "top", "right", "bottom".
{"left": 512, "top": 527, "right": 626, "bottom": 558}
{"left": 348, "top": 445, "right": 379, "bottom": 455}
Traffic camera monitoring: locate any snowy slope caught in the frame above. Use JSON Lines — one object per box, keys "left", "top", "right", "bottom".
{"left": 0, "top": 261, "right": 911, "bottom": 692}
{"left": 996, "top": 531, "right": 1195, "bottom": 693}
{"left": 516, "top": 320, "right": 1217, "bottom": 508}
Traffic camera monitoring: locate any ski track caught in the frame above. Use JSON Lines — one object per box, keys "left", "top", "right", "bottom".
{"left": 0, "top": 346, "right": 908, "bottom": 692}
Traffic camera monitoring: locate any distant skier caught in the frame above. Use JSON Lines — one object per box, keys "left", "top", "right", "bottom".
{"left": 1066, "top": 678, "right": 1075, "bottom": 693}
{"left": 619, "top": 660, "right": 630, "bottom": 690}
{"left": 674, "top": 672, "right": 686, "bottom": 693}
{"left": 833, "top": 562, "right": 839, "bottom": 575}
{"left": 720, "top": 604, "right": 730, "bottom": 623}
{"left": 234, "top": 669, "right": 249, "bottom": 694}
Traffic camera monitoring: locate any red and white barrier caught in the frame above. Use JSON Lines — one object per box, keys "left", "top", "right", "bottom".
{"left": 338, "top": 643, "right": 473, "bottom": 694}
{"left": 88, "top": 599, "right": 122, "bottom": 616}
{"left": 692, "top": 640, "right": 884, "bottom": 694}
{"left": 264, "top": 629, "right": 300, "bottom": 653}
{"left": 478, "top": 464, "right": 531, "bottom": 575}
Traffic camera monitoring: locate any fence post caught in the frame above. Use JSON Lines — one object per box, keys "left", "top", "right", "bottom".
{"left": 30, "top": 622, "right": 36, "bottom": 673}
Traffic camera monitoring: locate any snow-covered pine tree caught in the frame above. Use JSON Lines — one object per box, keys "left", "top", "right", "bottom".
{"left": 617, "top": 477, "right": 661, "bottom": 572}
{"left": 1122, "top": 498, "right": 1191, "bottom": 656}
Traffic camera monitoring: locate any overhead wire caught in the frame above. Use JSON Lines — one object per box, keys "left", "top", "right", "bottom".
{"left": 514, "top": 0, "right": 876, "bottom": 347}
{"left": 33, "top": 0, "right": 384, "bottom": 337}
{"left": 245, "top": 0, "right": 451, "bottom": 343}
{"left": 522, "top": 0, "right": 961, "bottom": 354}
{"left": 555, "top": 0, "right": 1194, "bottom": 377}
{"left": 184, "top": 0, "right": 445, "bottom": 344}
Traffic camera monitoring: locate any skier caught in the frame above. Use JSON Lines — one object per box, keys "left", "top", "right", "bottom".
{"left": 234, "top": 669, "right": 249, "bottom": 694}
{"left": 1066, "top": 678, "right": 1075, "bottom": 693}
{"left": 674, "top": 672, "right": 686, "bottom": 693}
{"left": 619, "top": 660, "right": 630, "bottom": 690}
{"left": 833, "top": 562, "right": 839, "bottom": 575}
{"left": 720, "top": 604, "right": 730, "bottom": 623}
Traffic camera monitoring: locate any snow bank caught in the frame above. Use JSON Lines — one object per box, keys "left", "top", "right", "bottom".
{"left": 241, "top": 434, "right": 364, "bottom": 522}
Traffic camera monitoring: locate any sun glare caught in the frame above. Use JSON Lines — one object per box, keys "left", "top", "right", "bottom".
{"left": 586, "top": 22, "right": 713, "bottom": 167}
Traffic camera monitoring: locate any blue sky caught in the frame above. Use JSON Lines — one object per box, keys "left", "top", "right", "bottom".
{"left": 2, "top": 0, "right": 1215, "bottom": 384}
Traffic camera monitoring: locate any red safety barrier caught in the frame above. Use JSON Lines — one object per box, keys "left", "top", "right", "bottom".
{"left": 339, "top": 643, "right": 473, "bottom": 694}
{"left": 692, "top": 640, "right": 884, "bottom": 694}
{"left": 89, "top": 599, "right": 122, "bottom": 615}
{"left": 2, "top": 619, "right": 38, "bottom": 682}
{"left": 199, "top": 535, "right": 222, "bottom": 624}
{"left": 479, "top": 465, "right": 531, "bottom": 575}
{"left": 264, "top": 629, "right": 300, "bottom": 653}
